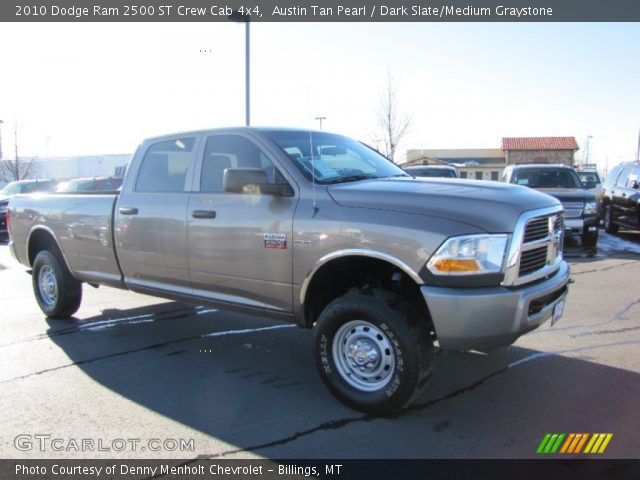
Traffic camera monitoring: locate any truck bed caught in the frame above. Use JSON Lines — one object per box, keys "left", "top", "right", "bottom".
{"left": 10, "top": 192, "right": 124, "bottom": 288}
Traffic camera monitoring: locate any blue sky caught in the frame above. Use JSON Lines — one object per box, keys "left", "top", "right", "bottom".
{"left": 1, "top": 22, "right": 638, "bottom": 171}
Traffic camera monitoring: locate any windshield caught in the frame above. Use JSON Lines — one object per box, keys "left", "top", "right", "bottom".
{"left": 513, "top": 168, "right": 584, "bottom": 189}
{"left": 577, "top": 171, "right": 601, "bottom": 186}
{"left": 263, "top": 130, "right": 408, "bottom": 184}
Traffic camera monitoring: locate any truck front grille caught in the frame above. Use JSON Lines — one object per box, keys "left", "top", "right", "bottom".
{"left": 503, "top": 207, "right": 565, "bottom": 287}
{"left": 562, "top": 202, "right": 583, "bottom": 219}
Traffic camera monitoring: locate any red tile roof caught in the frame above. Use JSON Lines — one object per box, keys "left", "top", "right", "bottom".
{"left": 501, "top": 137, "right": 579, "bottom": 151}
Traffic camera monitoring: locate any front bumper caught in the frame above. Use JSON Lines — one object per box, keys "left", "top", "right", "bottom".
{"left": 565, "top": 215, "right": 598, "bottom": 236}
{"left": 421, "top": 261, "right": 570, "bottom": 350}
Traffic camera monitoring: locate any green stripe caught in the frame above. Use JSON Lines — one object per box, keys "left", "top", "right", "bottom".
{"left": 550, "top": 433, "right": 566, "bottom": 453}
{"left": 544, "top": 434, "right": 559, "bottom": 453}
{"left": 537, "top": 433, "right": 552, "bottom": 453}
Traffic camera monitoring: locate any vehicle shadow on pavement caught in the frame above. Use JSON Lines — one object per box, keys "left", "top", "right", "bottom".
{"left": 45, "top": 301, "right": 640, "bottom": 458}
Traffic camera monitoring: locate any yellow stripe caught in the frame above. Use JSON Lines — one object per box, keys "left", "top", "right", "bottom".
{"left": 583, "top": 433, "right": 598, "bottom": 453}
{"left": 598, "top": 434, "right": 613, "bottom": 454}
{"left": 574, "top": 434, "right": 589, "bottom": 453}
{"left": 590, "top": 434, "right": 606, "bottom": 453}
{"left": 560, "top": 434, "right": 576, "bottom": 454}
{"left": 567, "top": 434, "right": 582, "bottom": 453}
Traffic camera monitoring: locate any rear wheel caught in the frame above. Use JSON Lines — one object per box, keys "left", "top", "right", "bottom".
{"left": 314, "top": 290, "right": 433, "bottom": 415}
{"left": 32, "top": 250, "right": 82, "bottom": 319}
{"left": 603, "top": 204, "right": 618, "bottom": 234}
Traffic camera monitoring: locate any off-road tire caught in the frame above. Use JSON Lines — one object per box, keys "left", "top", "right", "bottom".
{"left": 314, "top": 290, "right": 433, "bottom": 415}
{"left": 32, "top": 250, "right": 82, "bottom": 319}
{"left": 582, "top": 228, "right": 599, "bottom": 248}
{"left": 604, "top": 204, "right": 618, "bottom": 234}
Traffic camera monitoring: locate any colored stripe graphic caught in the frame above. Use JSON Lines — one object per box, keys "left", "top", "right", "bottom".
{"left": 538, "top": 433, "right": 613, "bottom": 454}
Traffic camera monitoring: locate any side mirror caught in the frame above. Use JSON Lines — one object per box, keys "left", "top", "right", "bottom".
{"left": 584, "top": 181, "right": 596, "bottom": 189}
{"left": 631, "top": 180, "right": 639, "bottom": 190}
{"left": 223, "top": 168, "right": 293, "bottom": 197}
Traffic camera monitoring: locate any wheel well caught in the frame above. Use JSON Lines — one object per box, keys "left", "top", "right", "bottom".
{"left": 303, "top": 256, "right": 429, "bottom": 328}
{"left": 28, "top": 229, "right": 61, "bottom": 267}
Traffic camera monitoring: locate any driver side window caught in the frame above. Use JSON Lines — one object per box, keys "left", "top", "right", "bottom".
{"left": 200, "top": 135, "right": 286, "bottom": 193}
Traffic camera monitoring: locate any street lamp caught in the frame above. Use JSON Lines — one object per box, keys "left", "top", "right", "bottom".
{"left": 314, "top": 116, "right": 326, "bottom": 130}
{"left": 582, "top": 135, "right": 593, "bottom": 166}
{"left": 0, "top": 119, "right": 4, "bottom": 160}
{"left": 229, "top": 11, "right": 251, "bottom": 126}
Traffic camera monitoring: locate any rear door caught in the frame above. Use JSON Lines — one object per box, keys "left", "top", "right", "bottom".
{"left": 186, "top": 132, "right": 297, "bottom": 312}
{"left": 115, "top": 135, "right": 199, "bottom": 294}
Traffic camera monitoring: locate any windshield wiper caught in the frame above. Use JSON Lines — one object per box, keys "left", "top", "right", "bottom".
{"left": 325, "top": 173, "right": 378, "bottom": 184}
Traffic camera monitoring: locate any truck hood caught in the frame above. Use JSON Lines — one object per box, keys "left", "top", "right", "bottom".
{"left": 534, "top": 188, "right": 596, "bottom": 204}
{"left": 327, "top": 178, "right": 560, "bottom": 233}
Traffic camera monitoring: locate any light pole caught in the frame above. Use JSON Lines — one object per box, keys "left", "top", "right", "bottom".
{"left": 582, "top": 135, "right": 593, "bottom": 166}
{"left": 314, "top": 116, "right": 326, "bottom": 130}
{"left": 0, "top": 119, "right": 4, "bottom": 160}
{"left": 229, "top": 11, "right": 251, "bottom": 126}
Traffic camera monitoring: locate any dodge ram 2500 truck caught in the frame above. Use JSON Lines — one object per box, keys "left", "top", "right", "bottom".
{"left": 7, "top": 127, "right": 570, "bottom": 414}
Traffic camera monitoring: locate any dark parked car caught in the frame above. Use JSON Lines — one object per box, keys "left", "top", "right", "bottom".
{"left": 404, "top": 164, "right": 460, "bottom": 178}
{"left": 1, "top": 179, "right": 60, "bottom": 241}
{"left": 600, "top": 162, "right": 640, "bottom": 234}
{"left": 502, "top": 164, "right": 600, "bottom": 247}
{"left": 55, "top": 177, "right": 123, "bottom": 193}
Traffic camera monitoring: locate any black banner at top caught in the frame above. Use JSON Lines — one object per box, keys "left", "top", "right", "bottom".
{"left": 3, "top": 0, "right": 640, "bottom": 22}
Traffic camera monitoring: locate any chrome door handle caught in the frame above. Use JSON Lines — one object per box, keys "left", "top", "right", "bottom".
{"left": 119, "top": 207, "right": 138, "bottom": 215}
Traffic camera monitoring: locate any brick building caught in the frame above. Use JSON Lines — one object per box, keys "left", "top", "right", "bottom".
{"left": 501, "top": 137, "right": 578, "bottom": 166}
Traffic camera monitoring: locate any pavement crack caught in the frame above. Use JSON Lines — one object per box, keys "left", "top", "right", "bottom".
{"left": 569, "top": 259, "right": 638, "bottom": 276}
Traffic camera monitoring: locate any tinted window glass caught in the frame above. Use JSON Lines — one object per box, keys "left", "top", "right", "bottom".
{"left": 512, "top": 168, "right": 582, "bottom": 188}
{"left": 136, "top": 138, "right": 195, "bottom": 192}
{"left": 200, "top": 135, "right": 285, "bottom": 193}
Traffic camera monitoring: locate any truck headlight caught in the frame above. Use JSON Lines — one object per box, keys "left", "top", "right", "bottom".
{"left": 427, "top": 234, "right": 508, "bottom": 275}
{"left": 583, "top": 202, "right": 598, "bottom": 215}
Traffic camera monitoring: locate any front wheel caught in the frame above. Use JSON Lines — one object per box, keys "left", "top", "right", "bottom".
{"left": 582, "top": 228, "right": 599, "bottom": 248}
{"left": 604, "top": 204, "right": 618, "bottom": 234}
{"left": 314, "top": 291, "right": 433, "bottom": 415}
{"left": 32, "top": 250, "right": 82, "bottom": 319}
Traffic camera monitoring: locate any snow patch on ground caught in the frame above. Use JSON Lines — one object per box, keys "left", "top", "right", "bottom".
{"left": 597, "top": 232, "right": 640, "bottom": 254}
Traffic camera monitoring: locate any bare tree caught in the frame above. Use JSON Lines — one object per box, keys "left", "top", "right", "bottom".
{"left": 0, "top": 122, "right": 34, "bottom": 183}
{"left": 372, "top": 70, "right": 413, "bottom": 163}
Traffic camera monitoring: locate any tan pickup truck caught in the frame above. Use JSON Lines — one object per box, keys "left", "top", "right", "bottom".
{"left": 7, "top": 127, "right": 570, "bottom": 414}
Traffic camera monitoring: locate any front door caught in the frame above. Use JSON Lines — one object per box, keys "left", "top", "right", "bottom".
{"left": 187, "top": 133, "right": 297, "bottom": 312}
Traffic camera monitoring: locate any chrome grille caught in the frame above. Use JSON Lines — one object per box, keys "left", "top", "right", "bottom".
{"left": 519, "top": 246, "right": 549, "bottom": 276}
{"left": 503, "top": 206, "right": 565, "bottom": 287}
{"left": 562, "top": 202, "right": 583, "bottom": 219}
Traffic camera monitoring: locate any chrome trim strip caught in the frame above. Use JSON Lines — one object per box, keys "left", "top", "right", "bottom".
{"left": 299, "top": 249, "right": 424, "bottom": 305}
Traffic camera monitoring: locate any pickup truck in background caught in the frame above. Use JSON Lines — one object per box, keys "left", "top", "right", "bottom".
{"left": 502, "top": 164, "right": 600, "bottom": 247}
{"left": 7, "top": 127, "right": 570, "bottom": 415}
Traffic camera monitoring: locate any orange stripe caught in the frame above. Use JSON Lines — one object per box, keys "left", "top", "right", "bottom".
{"left": 598, "top": 434, "right": 613, "bottom": 453}
{"left": 567, "top": 434, "right": 582, "bottom": 453}
{"left": 574, "top": 433, "right": 589, "bottom": 453}
{"left": 560, "top": 434, "right": 576, "bottom": 454}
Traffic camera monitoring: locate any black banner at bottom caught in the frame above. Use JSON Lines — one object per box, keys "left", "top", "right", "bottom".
{"left": 3, "top": 459, "right": 640, "bottom": 480}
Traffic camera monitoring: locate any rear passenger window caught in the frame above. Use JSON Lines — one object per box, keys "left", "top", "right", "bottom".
{"left": 136, "top": 138, "right": 195, "bottom": 192}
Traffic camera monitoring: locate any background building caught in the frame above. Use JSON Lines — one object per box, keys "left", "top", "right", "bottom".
{"left": 501, "top": 137, "right": 578, "bottom": 166}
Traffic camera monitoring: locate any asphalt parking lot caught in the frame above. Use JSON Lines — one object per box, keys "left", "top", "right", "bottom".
{"left": 1, "top": 231, "right": 639, "bottom": 460}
